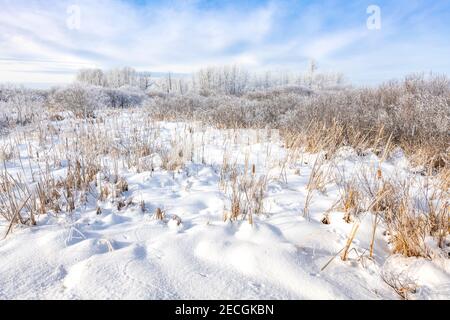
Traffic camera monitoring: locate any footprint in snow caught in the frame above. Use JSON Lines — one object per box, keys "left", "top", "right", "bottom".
{"left": 132, "top": 244, "right": 148, "bottom": 260}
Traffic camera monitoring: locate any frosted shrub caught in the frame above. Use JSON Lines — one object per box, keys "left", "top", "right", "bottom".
{"left": 0, "top": 86, "right": 45, "bottom": 128}
{"left": 49, "top": 84, "right": 109, "bottom": 118}
{"left": 145, "top": 73, "right": 449, "bottom": 167}
{"left": 105, "top": 86, "right": 145, "bottom": 109}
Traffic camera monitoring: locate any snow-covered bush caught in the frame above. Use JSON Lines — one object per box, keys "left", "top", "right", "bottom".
{"left": 104, "top": 86, "right": 146, "bottom": 109}
{"left": 0, "top": 86, "right": 46, "bottom": 129}
{"left": 48, "top": 84, "right": 109, "bottom": 118}
{"left": 144, "top": 73, "right": 449, "bottom": 166}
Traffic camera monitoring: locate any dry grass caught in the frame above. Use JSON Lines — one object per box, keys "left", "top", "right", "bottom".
{"left": 381, "top": 269, "right": 418, "bottom": 300}
{"left": 302, "top": 156, "right": 332, "bottom": 218}
{"left": 222, "top": 164, "right": 268, "bottom": 225}
{"left": 0, "top": 156, "right": 101, "bottom": 237}
{"left": 341, "top": 222, "right": 360, "bottom": 261}
{"left": 378, "top": 178, "right": 448, "bottom": 258}
{"left": 386, "top": 198, "right": 430, "bottom": 258}
{"left": 149, "top": 73, "right": 449, "bottom": 170}
{"left": 338, "top": 180, "right": 361, "bottom": 223}
{"left": 329, "top": 158, "right": 449, "bottom": 260}
{"left": 154, "top": 207, "right": 165, "bottom": 221}
{"left": 306, "top": 156, "right": 330, "bottom": 193}
{"left": 0, "top": 81, "right": 448, "bottom": 261}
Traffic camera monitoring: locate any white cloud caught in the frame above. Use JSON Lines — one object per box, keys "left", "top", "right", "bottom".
{"left": 0, "top": 0, "right": 278, "bottom": 83}
{"left": 0, "top": 0, "right": 448, "bottom": 86}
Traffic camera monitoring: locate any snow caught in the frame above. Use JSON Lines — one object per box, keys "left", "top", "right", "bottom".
{"left": 0, "top": 110, "right": 448, "bottom": 300}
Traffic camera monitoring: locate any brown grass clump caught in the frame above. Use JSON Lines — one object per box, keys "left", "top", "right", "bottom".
{"left": 425, "top": 169, "right": 449, "bottom": 249}
{"left": 116, "top": 178, "right": 129, "bottom": 193}
{"left": 339, "top": 181, "right": 361, "bottom": 223}
{"left": 0, "top": 161, "right": 99, "bottom": 237}
{"left": 386, "top": 199, "right": 430, "bottom": 258}
{"left": 223, "top": 164, "right": 268, "bottom": 225}
{"left": 155, "top": 207, "right": 165, "bottom": 221}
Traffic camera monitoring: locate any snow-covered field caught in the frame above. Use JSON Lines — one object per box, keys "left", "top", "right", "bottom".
{"left": 0, "top": 109, "right": 448, "bottom": 300}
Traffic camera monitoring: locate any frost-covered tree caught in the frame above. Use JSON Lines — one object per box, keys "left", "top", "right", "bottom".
{"left": 105, "top": 67, "right": 139, "bottom": 88}
{"left": 137, "top": 72, "right": 155, "bottom": 91}
{"left": 74, "top": 64, "right": 345, "bottom": 97}
{"left": 194, "top": 65, "right": 249, "bottom": 96}
{"left": 76, "top": 69, "right": 107, "bottom": 87}
{"left": 76, "top": 67, "right": 159, "bottom": 91}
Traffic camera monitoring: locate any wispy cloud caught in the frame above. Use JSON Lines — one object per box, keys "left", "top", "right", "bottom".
{"left": 0, "top": 0, "right": 449, "bottom": 86}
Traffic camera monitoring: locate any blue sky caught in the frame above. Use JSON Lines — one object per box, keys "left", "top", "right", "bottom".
{"left": 1, "top": 0, "right": 449, "bottom": 86}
